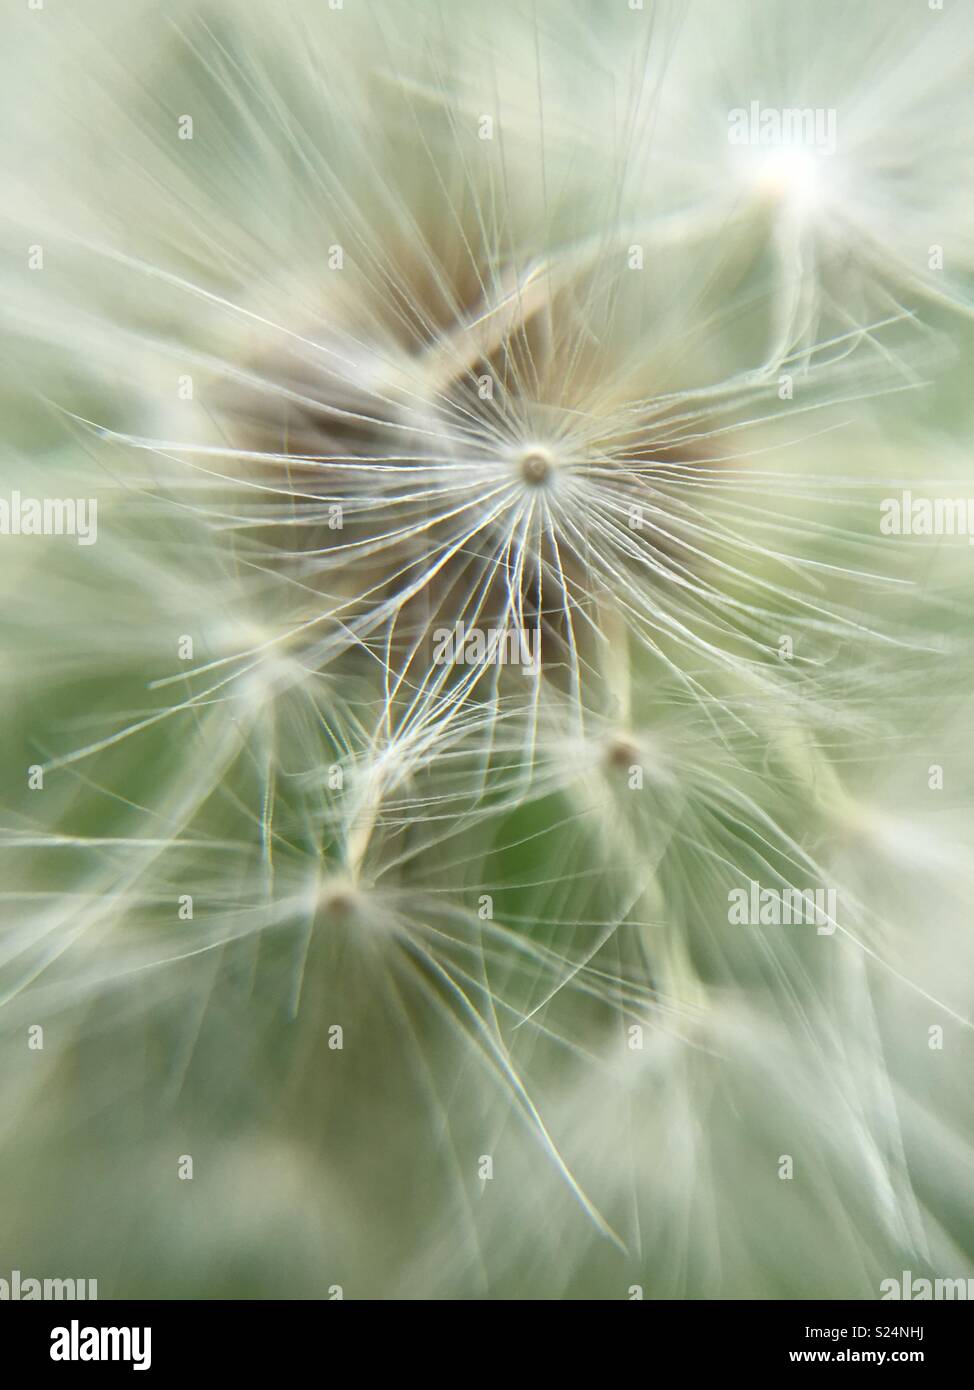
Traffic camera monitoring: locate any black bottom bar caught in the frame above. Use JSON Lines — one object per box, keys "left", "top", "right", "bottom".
{"left": 1, "top": 1298, "right": 964, "bottom": 1373}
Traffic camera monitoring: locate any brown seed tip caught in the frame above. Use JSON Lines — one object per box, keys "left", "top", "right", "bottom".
{"left": 519, "top": 448, "right": 552, "bottom": 486}
{"left": 318, "top": 886, "right": 357, "bottom": 922}
{"left": 606, "top": 736, "right": 639, "bottom": 770}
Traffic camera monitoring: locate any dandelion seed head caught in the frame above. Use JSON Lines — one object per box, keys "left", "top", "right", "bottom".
{"left": 3, "top": 0, "right": 974, "bottom": 1300}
